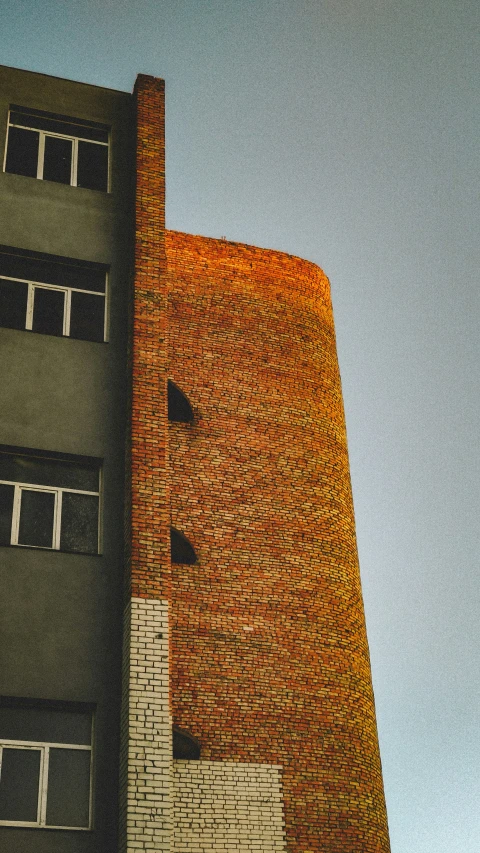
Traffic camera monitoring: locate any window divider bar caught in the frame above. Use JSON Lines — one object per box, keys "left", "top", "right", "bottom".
{"left": 54, "top": 489, "right": 62, "bottom": 550}
{"left": 11, "top": 484, "right": 21, "bottom": 545}
{"left": 71, "top": 137, "right": 78, "bottom": 187}
{"left": 37, "top": 132, "right": 45, "bottom": 180}
{"left": 39, "top": 745, "right": 48, "bottom": 827}
{"left": 64, "top": 288, "right": 71, "bottom": 336}
{"left": 26, "top": 282, "right": 34, "bottom": 330}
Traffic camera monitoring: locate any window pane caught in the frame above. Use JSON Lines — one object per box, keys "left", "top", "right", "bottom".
{"left": 32, "top": 287, "right": 65, "bottom": 337}
{"left": 46, "top": 748, "right": 90, "bottom": 828}
{"left": 70, "top": 291, "right": 105, "bottom": 342}
{"left": 18, "top": 489, "right": 55, "bottom": 548}
{"left": 10, "top": 110, "right": 108, "bottom": 143}
{"left": 0, "top": 747, "right": 40, "bottom": 822}
{"left": 60, "top": 492, "right": 98, "bottom": 554}
{"left": 0, "top": 252, "right": 106, "bottom": 294}
{"left": 0, "top": 453, "right": 99, "bottom": 492}
{"left": 0, "top": 278, "right": 28, "bottom": 330}
{"left": 0, "top": 706, "right": 92, "bottom": 745}
{"left": 5, "top": 126, "right": 39, "bottom": 178}
{"left": 43, "top": 135, "right": 72, "bottom": 184}
{"left": 0, "top": 483, "right": 14, "bottom": 545}
{"left": 77, "top": 141, "right": 108, "bottom": 191}
{"left": 61, "top": 265, "right": 105, "bottom": 293}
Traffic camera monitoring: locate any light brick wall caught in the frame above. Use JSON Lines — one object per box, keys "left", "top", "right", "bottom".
{"left": 120, "top": 597, "right": 172, "bottom": 852}
{"left": 172, "top": 761, "right": 287, "bottom": 852}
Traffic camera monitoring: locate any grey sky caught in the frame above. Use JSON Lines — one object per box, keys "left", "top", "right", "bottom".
{"left": 2, "top": 1, "right": 479, "bottom": 850}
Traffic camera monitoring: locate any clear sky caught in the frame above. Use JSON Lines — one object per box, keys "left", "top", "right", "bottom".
{"left": 2, "top": 1, "right": 479, "bottom": 850}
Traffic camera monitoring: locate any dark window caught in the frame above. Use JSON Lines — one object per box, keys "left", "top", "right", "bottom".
{"left": 31, "top": 287, "right": 65, "bottom": 336}
{"left": 0, "top": 248, "right": 107, "bottom": 342}
{"left": 43, "top": 135, "right": 72, "bottom": 184}
{"left": 172, "top": 726, "right": 201, "bottom": 760}
{"left": 9, "top": 108, "right": 108, "bottom": 142}
{"left": 168, "top": 380, "right": 194, "bottom": 423}
{"left": 0, "top": 700, "right": 92, "bottom": 830}
{"left": 0, "top": 278, "right": 28, "bottom": 330}
{"left": 69, "top": 291, "right": 105, "bottom": 342}
{"left": 0, "top": 747, "right": 41, "bottom": 822}
{"left": 170, "top": 527, "right": 197, "bottom": 564}
{"left": 4, "top": 126, "right": 39, "bottom": 178}
{"left": 46, "top": 748, "right": 91, "bottom": 827}
{"left": 0, "top": 484, "right": 14, "bottom": 545}
{"left": 5, "top": 106, "right": 109, "bottom": 191}
{"left": 17, "top": 489, "right": 55, "bottom": 548}
{"left": 77, "top": 141, "right": 109, "bottom": 192}
{"left": 0, "top": 449, "right": 100, "bottom": 554}
{"left": 60, "top": 492, "right": 99, "bottom": 555}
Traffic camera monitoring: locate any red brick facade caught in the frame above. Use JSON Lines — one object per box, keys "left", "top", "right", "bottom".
{"left": 129, "top": 74, "right": 390, "bottom": 853}
{"left": 166, "top": 231, "right": 390, "bottom": 852}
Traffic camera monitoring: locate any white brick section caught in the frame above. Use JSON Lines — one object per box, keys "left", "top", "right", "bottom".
{"left": 172, "top": 761, "right": 287, "bottom": 852}
{"left": 120, "top": 597, "right": 172, "bottom": 853}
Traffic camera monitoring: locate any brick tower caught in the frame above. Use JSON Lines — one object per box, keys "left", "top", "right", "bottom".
{"left": 123, "top": 75, "right": 390, "bottom": 853}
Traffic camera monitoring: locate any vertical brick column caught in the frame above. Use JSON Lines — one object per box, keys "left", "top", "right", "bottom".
{"left": 130, "top": 74, "right": 169, "bottom": 603}
{"left": 120, "top": 75, "right": 172, "bottom": 853}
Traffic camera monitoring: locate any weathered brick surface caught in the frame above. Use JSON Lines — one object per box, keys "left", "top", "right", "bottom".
{"left": 166, "top": 231, "right": 390, "bottom": 853}
{"left": 130, "top": 73, "right": 169, "bottom": 601}
{"left": 172, "top": 761, "right": 286, "bottom": 851}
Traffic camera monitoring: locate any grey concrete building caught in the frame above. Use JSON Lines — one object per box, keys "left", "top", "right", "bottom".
{"left": 0, "top": 64, "right": 133, "bottom": 853}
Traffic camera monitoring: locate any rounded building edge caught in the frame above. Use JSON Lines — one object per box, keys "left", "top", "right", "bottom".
{"left": 165, "top": 229, "right": 333, "bottom": 314}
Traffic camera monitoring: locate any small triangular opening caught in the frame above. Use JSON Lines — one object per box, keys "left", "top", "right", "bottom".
{"left": 173, "top": 725, "right": 201, "bottom": 760}
{"left": 168, "top": 380, "right": 194, "bottom": 423}
{"left": 170, "top": 527, "right": 197, "bottom": 564}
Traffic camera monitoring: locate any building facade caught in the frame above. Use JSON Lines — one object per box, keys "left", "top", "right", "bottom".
{"left": 0, "top": 65, "right": 390, "bottom": 852}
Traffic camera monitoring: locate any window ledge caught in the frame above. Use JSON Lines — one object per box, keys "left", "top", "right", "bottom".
{"left": 0, "top": 543, "right": 103, "bottom": 557}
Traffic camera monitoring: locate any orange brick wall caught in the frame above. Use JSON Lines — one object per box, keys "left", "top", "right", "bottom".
{"left": 166, "top": 231, "right": 390, "bottom": 853}
{"left": 130, "top": 74, "right": 170, "bottom": 601}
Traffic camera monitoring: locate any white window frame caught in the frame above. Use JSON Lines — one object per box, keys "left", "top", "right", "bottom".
{"left": 4, "top": 111, "right": 110, "bottom": 191}
{"left": 0, "top": 478, "right": 100, "bottom": 552}
{"left": 0, "top": 738, "right": 93, "bottom": 830}
{"left": 0, "top": 273, "right": 108, "bottom": 341}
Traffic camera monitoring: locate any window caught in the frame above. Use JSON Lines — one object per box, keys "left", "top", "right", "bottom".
{"left": 170, "top": 527, "right": 197, "bottom": 564}
{"left": 168, "top": 380, "right": 194, "bottom": 423}
{"left": 0, "top": 248, "right": 107, "bottom": 342}
{"left": 0, "top": 699, "right": 93, "bottom": 830}
{"left": 0, "top": 448, "right": 100, "bottom": 554}
{"left": 4, "top": 105, "right": 109, "bottom": 191}
{"left": 173, "top": 725, "right": 201, "bottom": 760}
